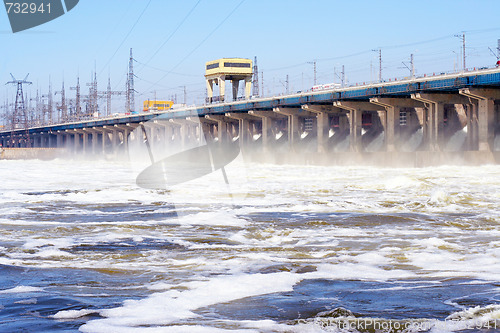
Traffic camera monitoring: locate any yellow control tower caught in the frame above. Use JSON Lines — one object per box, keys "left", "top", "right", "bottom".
{"left": 205, "top": 58, "right": 253, "bottom": 103}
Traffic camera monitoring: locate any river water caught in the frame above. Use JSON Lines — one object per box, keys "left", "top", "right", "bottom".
{"left": 0, "top": 157, "right": 500, "bottom": 332}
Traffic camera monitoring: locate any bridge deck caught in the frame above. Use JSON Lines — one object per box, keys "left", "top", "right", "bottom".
{"left": 2, "top": 67, "right": 500, "bottom": 136}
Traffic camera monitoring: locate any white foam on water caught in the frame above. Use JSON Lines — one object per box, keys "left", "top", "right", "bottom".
{"left": 354, "top": 252, "right": 393, "bottom": 266}
{"left": 80, "top": 272, "right": 304, "bottom": 332}
{"left": 174, "top": 210, "right": 248, "bottom": 227}
{"left": 413, "top": 237, "right": 463, "bottom": 250}
{"left": 0, "top": 285, "right": 44, "bottom": 294}
{"left": 384, "top": 175, "right": 421, "bottom": 190}
{"left": 146, "top": 282, "right": 174, "bottom": 291}
{"left": 429, "top": 189, "right": 454, "bottom": 205}
{"left": 79, "top": 264, "right": 421, "bottom": 332}
{"left": 36, "top": 248, "right": 75, "bottom": 258}
{"left": 52, "top": 309, "right": 101, "bottom": 320}
{"left": 119, "top": 327, "right": 260, "bottom": 333}
{"left": 237, "top": 304, "right": 500, "bottom": 333}
{"left": 23, "top": 237, "right": 74, "bottom": 250}
{"left": 1, "top": 161, "right": 500, "bottom": 331}
{"left": 14, "top": 298, "right": 37, "bottom": 304}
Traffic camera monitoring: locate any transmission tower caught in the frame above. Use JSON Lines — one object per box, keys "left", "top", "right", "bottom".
{"left": 84, "top": 71, "right": 99, "bottom": 118}
{"left": 6, "top": 73, "right": 32, "bottom": 146}
{"left": 103, "top": 76, "right": 125, "bottom": 116}
{"left": 6, "top": 73, "right": 32, "bottom": 129}
{"left": 55, "top": 80, "right": 68, "bottom": 123}
{"left": 70, "top": 76, "right": 82, "bottom": 121}
{"left": 0, "top": 98, "right": 12, "bottom": 129}
{"left": 41, "top": 79, "right": 54, "bottom": 124}
{"left": 252, "top": 56, "right": 259, "bottom": 97}
{"left": 34, "top": 89, "right": 42, "bottom": 125}
{"left": 126, "top": 48, "right": 136, "bottom": 113}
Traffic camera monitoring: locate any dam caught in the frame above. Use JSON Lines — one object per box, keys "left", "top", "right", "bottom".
{"left": 1, "top": 67, "right": 500, "bottom": 166}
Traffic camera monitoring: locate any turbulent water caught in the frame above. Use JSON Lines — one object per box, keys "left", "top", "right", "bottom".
{"left": 1, "top": 157, "right": 500, "bottom": 332}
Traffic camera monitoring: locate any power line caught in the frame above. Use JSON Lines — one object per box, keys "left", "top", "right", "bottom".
{"left": 263, "top": 61, "right": 309, "bottom": 72}
{"left": 135, "top": 60, "right": 198, "bottom": 77}
{"left": 138, "top": 0, "right": 202, "bottom": 71}
{"left": 143, "top": 0, "right": 246, "bottom": 93}
{"left": 462, "top": 27, "right": 500, "bottom": 35}
{"left": 381, "top": 34, "right": 453, "bottom": 50}
{"left": 93, "top": 0, "right": 135, "bottom": 58}
{"left": 97, "top": 0, "right": 153, "bottom": 78}
{"left": 262, "top": 31, "right": 492, "bottom": 73}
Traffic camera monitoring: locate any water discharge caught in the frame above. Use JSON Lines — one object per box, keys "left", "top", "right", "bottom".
{"left": 0, "top": 159, "right": 499, "bottom": 332}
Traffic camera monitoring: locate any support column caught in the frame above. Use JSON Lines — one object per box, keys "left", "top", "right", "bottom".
{"left": 91, "top": 130, "right": 99, "bottom": 155}
{"left": 190, "top": 117, "right": 217, "bottom": 144}
{"left": 63, "top": 130, "right": 73, "bottom": 153}
{"left": 31, "top": 134, "right": 38, "bottom": 148}
{"left": 248, "top": 110, "right": 286, "bottom": 152}
{"left": 225, "top": 112, "right": 261, "bottom": 149}
{"left": 334, "top": 103, "right": 360, "bottom": 152}
{"left": 100, "top": 127, "right": 115, "bottom": 154}
{"left": 333, "top": 101, "right": 383, "bottom": 152}
{"left": 79, "top": 128, "right": 99, "bottom": 154}
{"left": 42, "top": 133, "right": 48, "bottom": 148}
{"left": 123, "top": 128, "right": 130, "bottom": 151}
{"left": 273, "top": 107, "right": 316, "bottom": 151}
{"left": 47, "top": 133, "right": 56, "bottom": 148}
{"left": 206, "top": 79, "right": 214, "bottom": 103}
{"left": 72, "top": 130, "right": 81, "bottom": 152}
{"left": 412, "top": 93, "right": 470, "bottom": 151}
{"left": 205, "top": 114, "right": 236, "bottom": 143}
{"left": 113, "top": 123, "right": 138, "bottom": 153}
{"left": 64, "top": 132, "right": 71, "bottom": 149}
{"left": 231, "top": 80, "right": 240, "bottom": 101}
{"left": 74, "top": 129, "right": 88, "bottom": 153}
{"left": 244, "top": 77, "right": 252, "bottom": 100}
{"left": 166, "top": 119, "right": 182, "bottom": 148}
{"left": 111, "top": 129, "right": 119, "bottom": 150}
{"left": 302, "top": 104, "right": 343, "bottom": 153}
{"left": 369, "top": 98, "right": 425, "bottom": 152}
{"left": 100, "top": 126, "right": 115, "bottom": 153}
{"left": 74, "top": 132, "right": 80, "bottom": 152}
{"left": 465, "top": 103, "right": 479, "bottom": 150}
{"left": 184, "top": 117, "right": 202, "bottom": 145}
{"left": 56, "top": 131, "right": 64, "bottom": 148}
{"left": 459, "top": 88, "right": 498, "bottom": 151}
{"left": 206, "top": 76, "right": 226, "bottom": 103}
{"left": 351, "top": 109, "right": 362, "bottom": 152}
{"left": 79, "top": 129, "right": 92, "bottom": 154}
{"left": 169, "top": 118, "right": 198, "bottom": 149}
{"left": 184, "top": 117, "right": 206, "bottom": 145}
{"left": 219, "top": 76, "right": 226, "bottom": 102}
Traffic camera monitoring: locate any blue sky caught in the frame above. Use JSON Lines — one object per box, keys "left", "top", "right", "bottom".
{"left": 2, "top": 0, "right": 500, "bottom": 111}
